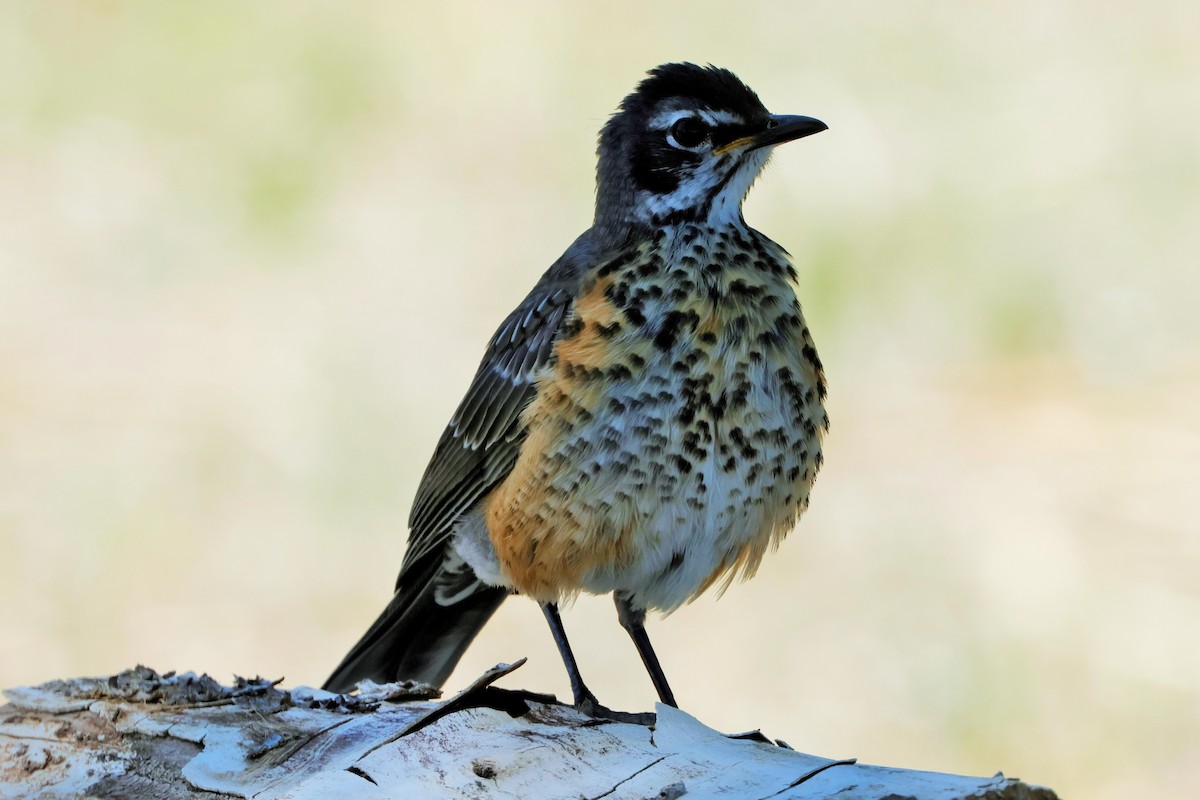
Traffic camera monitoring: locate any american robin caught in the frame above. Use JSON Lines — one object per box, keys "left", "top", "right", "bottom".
{"left": 324, "top": 63, "right": 829, "bottom": 711}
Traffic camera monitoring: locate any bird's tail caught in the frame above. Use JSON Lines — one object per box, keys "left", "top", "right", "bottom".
{"left": 322, "top": 556, "right": 507, "bottom": 694}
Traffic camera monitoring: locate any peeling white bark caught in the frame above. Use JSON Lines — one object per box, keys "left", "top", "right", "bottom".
{"left": 0, "top": 664, "right": 1057, "bottom": 800}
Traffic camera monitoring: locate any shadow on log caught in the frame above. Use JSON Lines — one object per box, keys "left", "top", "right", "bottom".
{"left": 0, "top": 663, "right": 1058, "bottom": 800}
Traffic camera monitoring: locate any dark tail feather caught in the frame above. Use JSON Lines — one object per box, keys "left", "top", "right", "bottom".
{"left": 323, "top": 559, "right": 507, "bottom": 693}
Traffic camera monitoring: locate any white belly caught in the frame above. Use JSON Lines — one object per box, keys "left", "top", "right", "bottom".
{"left": 575, "top": 346, "right": 823, "bottom": 611}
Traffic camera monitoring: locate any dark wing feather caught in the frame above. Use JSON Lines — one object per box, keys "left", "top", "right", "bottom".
{"left": 398, "top": 234, "right": 596, "bottom": 581}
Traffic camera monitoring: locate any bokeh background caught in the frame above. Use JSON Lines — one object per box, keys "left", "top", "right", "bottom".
{"left": 2, "top": 2, "right": 1197, "bottom": 797}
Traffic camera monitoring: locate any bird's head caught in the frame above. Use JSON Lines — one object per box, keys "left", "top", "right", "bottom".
{"left": 594, "top": 63, "right": 826, "bottom": 234}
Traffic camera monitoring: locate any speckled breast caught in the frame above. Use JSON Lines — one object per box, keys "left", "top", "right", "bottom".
{"left": 486, "top": 223, "right": 828, "bottom": 611}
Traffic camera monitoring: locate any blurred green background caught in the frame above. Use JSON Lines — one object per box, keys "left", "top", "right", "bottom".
{"left": 1, "top": 2, "right": 1197, "bottom": 797}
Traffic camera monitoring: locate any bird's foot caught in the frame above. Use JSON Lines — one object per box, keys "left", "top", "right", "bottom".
{"left": 572, "top": 687, "right": 602, "bottom": 716}
{"left": 572, "top": 692, "right": 657, "bottom": 726}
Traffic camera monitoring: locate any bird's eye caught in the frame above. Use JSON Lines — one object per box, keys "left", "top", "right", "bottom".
{"left": 668, "top": 117, "right": 708, "bottom": 149}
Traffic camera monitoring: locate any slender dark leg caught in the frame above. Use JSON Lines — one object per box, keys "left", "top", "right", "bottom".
{"left": 614, "top": 592, "right": 678, "bottom": 708}
{"left": 541, "top": 602, "right": 599, "bottom": 709}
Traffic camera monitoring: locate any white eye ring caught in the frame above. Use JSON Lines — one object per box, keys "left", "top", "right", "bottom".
{"left": 668, "top": 116, "right": 709, "bottom": 150}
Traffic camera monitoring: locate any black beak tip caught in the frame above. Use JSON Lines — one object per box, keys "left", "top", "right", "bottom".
{"left": 770, "top": 114, "right": 828, "bottom": 133}
{"left": 753, "top": 114, "right": 828, "bottom": 151}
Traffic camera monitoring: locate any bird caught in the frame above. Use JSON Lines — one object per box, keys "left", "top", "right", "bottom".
{"left": 323, "top": 62, "right": 829, "bottom": 712}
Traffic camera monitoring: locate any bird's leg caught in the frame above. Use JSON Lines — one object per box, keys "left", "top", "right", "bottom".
{"left": 614, "top": 592, "right": 678, "bottom": 708}
{"left": 540, "top": 602, "right": 600, "bottom": 711}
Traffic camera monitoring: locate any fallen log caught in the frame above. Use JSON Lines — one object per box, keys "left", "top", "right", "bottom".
{"left": 0, "top": 662, "right": 1057, "bottom": 799}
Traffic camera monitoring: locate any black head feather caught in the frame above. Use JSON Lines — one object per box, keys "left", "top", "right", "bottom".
{"left": 627, "top": 63, "right": 769, "bottom": 122}
{"left": 593, "top": 63, "right": 774, "bottom": 238}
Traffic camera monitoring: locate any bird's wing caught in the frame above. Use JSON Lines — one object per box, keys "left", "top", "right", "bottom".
{"left": 397, "top": 234, "right": 596, "bottom": 583}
